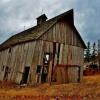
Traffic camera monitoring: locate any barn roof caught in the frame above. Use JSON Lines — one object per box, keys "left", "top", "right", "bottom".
{"left": 0, "top": 9, "right": 86, "bottom": 51}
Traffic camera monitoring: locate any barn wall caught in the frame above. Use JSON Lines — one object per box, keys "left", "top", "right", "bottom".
{"left": 55, "top": 66, "right": 79, "bottom": 84}
{"left": 0, "top": 49, "right": 9, "bottom": 80}
{"left": 33, "top": 40, "right": 84, "bottom": 83}
{"left": 31, "top": 40, "right": 84, "bottom": 83}
{"left": 0, "top": 40, "right": 52, "bottom": 84}
{"left": 40, "top": 21, "right": 83, "bottom": 48}
{"left": 51, "top": 43, "right": 84, "bottom": 83}
{"left": 0, "top": 41, "right": 39, "bottom": 83}
{"left": 0, "top": 38, "right": 84, "bottom": 84}
{"left": 9, "top": 40, "right": 43, "bottom": 84}
{"left": 39, "top": 41, "right": 84, "bottom": 67}
{"left": 39, "top": 21, "right": 84, "bottom": 82}
{"left": 68, "top": 67, "right": 79, "bottom": 83}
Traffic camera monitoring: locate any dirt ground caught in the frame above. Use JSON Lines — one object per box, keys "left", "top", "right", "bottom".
{"left": 0, "top": 75, "right": 100, "bottom": 100}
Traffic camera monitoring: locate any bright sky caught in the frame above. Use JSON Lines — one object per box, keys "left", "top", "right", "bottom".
{"left": 0, "top": 0, "right": 100, "bottom": 44}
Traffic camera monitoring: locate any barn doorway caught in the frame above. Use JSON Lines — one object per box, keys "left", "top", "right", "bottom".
{"left": 21, "top": 67, "right": 30, "bottom": 84}
{"left": 4, "top": 66, "right": 9, "bottom": 80}
{"left": 41, "top": 53, "right": 51, "bottom": 83}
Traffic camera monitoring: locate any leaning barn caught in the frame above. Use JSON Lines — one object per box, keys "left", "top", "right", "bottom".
{"left": 0, "top": 9, "right": 86, "bottom": 84}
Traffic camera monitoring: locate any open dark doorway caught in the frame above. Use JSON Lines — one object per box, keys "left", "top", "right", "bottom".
{"left": 41, "top": 53, "right": 51, "bottom": 83}
{"left": 41, "top": 66, "right": 48, "bottom": 83}
{"left": 21, "top": 67, "right": 30, "bottom": 84}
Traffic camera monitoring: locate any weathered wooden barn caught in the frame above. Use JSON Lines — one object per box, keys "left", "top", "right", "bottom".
{"left": 0, "top": 9, "right": 86, "bottom": 84}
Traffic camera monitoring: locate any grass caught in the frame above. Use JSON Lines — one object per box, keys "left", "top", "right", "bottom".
{"left": 0, "top": 75, "right": 100, "bottom": 100}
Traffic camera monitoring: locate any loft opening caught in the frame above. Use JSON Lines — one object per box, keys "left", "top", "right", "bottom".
{"left": 43, "top": 53, "right": 51, "bottom": 64}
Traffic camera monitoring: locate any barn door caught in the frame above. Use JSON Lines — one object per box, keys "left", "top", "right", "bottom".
{"left": 21, "top": 67, "right": 30, "bottom": 84}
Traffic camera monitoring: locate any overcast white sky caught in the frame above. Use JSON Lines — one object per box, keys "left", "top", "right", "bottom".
{"left": 0, "top": 0, "right": 100, "bottom": 44}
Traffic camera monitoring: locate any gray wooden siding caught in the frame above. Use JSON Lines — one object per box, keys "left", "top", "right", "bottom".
{"left": 40, "top": 22, "right": 83, "bottom": 48}
{"left": 0, "top": 39, "right": 84, "bottom": 83}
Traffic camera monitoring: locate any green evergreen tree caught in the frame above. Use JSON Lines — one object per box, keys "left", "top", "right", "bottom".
{"left": 85, "top": 42, "right": 91, "bottom": 62}
{"left": 91, "top": 42, "right": 96, "bottom": 61}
